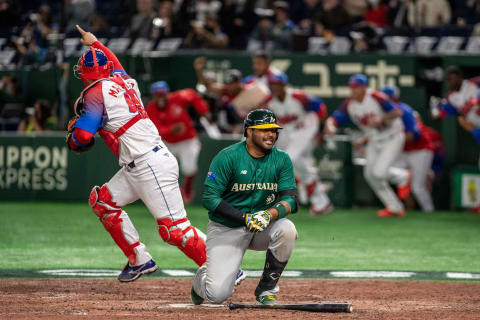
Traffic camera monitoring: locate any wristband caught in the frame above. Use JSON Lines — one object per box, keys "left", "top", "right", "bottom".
{"left": 273, "top": 202, "right": 287, "bottom": 219}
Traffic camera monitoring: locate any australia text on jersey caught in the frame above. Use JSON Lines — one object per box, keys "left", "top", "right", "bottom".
{"left": 230, "top": 182, "right": 278, "bottom": 192}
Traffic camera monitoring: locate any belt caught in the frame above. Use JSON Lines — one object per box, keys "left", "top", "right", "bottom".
{"left": 127, "top": 146, "right": 162, "bottom": 169}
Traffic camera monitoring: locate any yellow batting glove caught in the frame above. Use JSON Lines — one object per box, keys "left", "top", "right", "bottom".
{"left": 244, "top": 210, "right": 272, "bottom": 233}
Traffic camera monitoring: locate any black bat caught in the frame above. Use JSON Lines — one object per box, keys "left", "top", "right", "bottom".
{"left": 228, "top": 302, "right": 353, "bottom": 313}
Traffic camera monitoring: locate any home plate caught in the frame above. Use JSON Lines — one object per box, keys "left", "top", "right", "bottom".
{"left": 169, "top": 304, "right": 226, "bottom": 308}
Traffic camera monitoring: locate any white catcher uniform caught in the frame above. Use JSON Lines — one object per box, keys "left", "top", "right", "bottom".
{"left": 332, "top": 89, "right": 405, "bottom": 212}
{"left": 267, "top": 87, "right": 331, "bottom": 213}
{"left": 72, "top": 73, "right": 207, "bottom": 270}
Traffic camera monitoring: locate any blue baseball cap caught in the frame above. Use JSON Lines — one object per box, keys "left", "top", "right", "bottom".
{"left": 380, "top": 85, "right": 398, "bottom": 98}
{"left": 150, "top": 81, "right": 170, "bottom": 95}
{"left": 269, "top": 73, "right": 288, "bottom": 85}
{"left": 348, "top": 74, "right": 368, "bottom": 87}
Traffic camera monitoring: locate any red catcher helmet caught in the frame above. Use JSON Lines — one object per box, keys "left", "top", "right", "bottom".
{"left": 74, "top": 47, "right": 113, "bottom": 85}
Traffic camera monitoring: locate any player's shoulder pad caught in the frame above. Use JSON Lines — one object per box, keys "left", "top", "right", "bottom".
{"left": 75, "top": 79, "right": 106, "bottom": 116}
{"left": 242, "top": 75, "right": 255, "bottom": 84}
{"left": 370, "top": 90, "right": 389, "bottom": 102}
{"left": 291, "top": 89, "right": 310, "bottom": 104}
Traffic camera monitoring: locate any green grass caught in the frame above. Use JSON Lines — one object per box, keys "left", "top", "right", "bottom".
{"left": 0, "top": 202, "right": 479, "bottom": 272}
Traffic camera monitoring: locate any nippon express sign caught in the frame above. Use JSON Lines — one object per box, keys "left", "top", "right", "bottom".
{"left": 0, "top": 145, "right": 68, "bottom": 192}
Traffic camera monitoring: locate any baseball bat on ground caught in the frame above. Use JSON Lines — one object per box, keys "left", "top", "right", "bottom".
{"left": 228, "top": 302, "right": 353, "bottom": 313}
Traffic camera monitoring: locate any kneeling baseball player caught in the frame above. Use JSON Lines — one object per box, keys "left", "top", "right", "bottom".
{"left": 191, "top": 109, "right": 298, "bottom": 305}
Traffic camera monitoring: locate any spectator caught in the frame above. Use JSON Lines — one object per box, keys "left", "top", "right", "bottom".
{"left": 0, "top": 0, "right": 20, "bottom": 31}
{"left": 290, "top": 0, "right": 322, "bottom": 32}
{"left": 17, "top": 99, "right": 56, "bottom": 132}
{"left": 125, "top": 0, "right": 156, "bottom": 39}
{"left": 407, "top": 0, "right": 452, "bottom": 29}
{"left": 350, "top": 22, "right": 384, "bottom": 52}
{"left": 0, "top": 75, "right": 22, "bottom": 109}
{"left": 14, "top": 4, "right": 58, "bottom": 66}
{"left": 387, "top": 0, "right": 410, "bottom": 32}
{"left": 249, "top": 11, "right": 274, "bottom": 51}
{"left": 62, "top": 0, "right": 95, "bottom": 37}
{"left": 219, "top": 0, "right": 257, "bottom": 50}
{"left": 453, "top": 0, "right": 480, "bottom": 26}
{"left": 270, "top": 1, "right": 296, "bottom": 51}
{"left": 343, "top": 0, "right": 368, "bottom": 22}
{"left": 364, "top": 0, "right": 389, "bottom": 28}
{"left": 177, "top": 0, "right": 221, "bottom": 28}
{"left": 315, "top": 0, "right": 353, "bottom": 32}
{"left": 150, "top": 0, "right": 186, "bottom": 40}
{"left": 194, "top": 0, "right": 222, "bottom": 23}
{"left": 184, "top": 13, "right": 229, "bottom": 49}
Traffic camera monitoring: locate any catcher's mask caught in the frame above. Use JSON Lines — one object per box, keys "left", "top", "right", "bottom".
{"left": 243, "top": 109, "right": 282, "bottom": 139}
{"left": 74, "top": 47, "right": 113, "bottom": 86}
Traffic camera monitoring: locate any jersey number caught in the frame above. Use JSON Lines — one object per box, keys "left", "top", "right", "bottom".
{"left": 124, "top": 88, "right": 147, "bottom": 118}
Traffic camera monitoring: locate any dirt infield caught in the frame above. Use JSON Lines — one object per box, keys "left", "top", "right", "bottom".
{"left": 1, "top": 278, "right": 479, "bottom": 319}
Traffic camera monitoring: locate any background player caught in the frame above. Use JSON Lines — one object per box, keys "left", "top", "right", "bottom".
{"left": 455, "top": 89, "right": 480, "bottom": 213}
{"left": 146, "top": 81, "right": 211, "bottom": 203}
{"left": 193, "top": 56, "right": 245, "bottom": 133}
{"left": 243, "top": 50, "right": 280, "bottom": 86}
{"left": 191, "top": 109, "right": 298, "bottom": 306}
{"left": 266, "top": 73, "right": 332, "bottom": 215}
{"left": 66, "top": 25, "right": 207, "bottom": 282}
{"left": 325, "top": 74, "right": 406, "bottom": 218}
{"left": 430, "top": 66, "right": 480, "bottom": 119}
{"left": 381, "top": 85, "right": 435, "bottom": 212}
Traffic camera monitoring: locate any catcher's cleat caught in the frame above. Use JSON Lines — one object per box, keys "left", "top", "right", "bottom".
{"left": 256, "top": 294, "right": 278, "bottom": 305}
{"left": 397, "top": 171, "right": 412, "bottom": 200}
{"left": 117, "top": 259, "right": 158, "bottom": 282}
{"left": 191, "top": 286, "right": 204, "bottom": 305}
{"left": 377, "top": 208, "right": 405, "bottom": 218}
{"left": 235, "top": 269, "right": 247, "bottom": 286}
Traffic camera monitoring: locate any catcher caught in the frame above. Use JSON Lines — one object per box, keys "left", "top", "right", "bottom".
{"left": 66, "top": 25, "right": 207, "bottom": 281}
{"left": 191, "top": 109, "right": 298, "bottom": 305}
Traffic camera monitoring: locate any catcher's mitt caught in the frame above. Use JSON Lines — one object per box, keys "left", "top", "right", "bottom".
{"left": 66, "top": 115, "right": 95, "bottom": 153}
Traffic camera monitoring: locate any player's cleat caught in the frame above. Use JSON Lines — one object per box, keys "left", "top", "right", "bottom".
{"left": 469, "top": 206, "right": 480, "bottom": 214}
{"left": 117, "top": 259, "right": 158, "bottom": 282}
{"left": 256, "top": 294, "right": 278, "bottom": 305}
{"left": 180, "top": 187, "right": 195, "bottom": 204}
{"left": 310, "top": 203, "right": 334, "bottom": 216}
{"left": 397, "top": 171, "right": 412, "bottom": 200}
{"left": 191, "top": 286, "right": 204, "bottom": 305}
{"left": 235, "top": 269, "right": 247, "bottom": 286}
{"left": 377, "top": 208, "right": 406, "bottom": 218}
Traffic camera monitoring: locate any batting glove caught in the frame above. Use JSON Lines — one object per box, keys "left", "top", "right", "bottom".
{"left": 244, "top": 210, "right": 272, "bottom": 233}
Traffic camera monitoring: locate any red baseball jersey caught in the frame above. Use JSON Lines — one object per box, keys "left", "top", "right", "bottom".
{"left": 404, "top": 121, "right": 435, "bottom": 152}
{"left": 146, "top": 89, "right": 209, "bottom": 143}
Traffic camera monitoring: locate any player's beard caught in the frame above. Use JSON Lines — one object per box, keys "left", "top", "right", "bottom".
{"left": 251, "top": 130, "right": 276, "bottom": 154}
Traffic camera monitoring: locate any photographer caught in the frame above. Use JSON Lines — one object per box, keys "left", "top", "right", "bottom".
{"left": 184, "top": 14, "right": 228, "bottom": 49}
{"left": 13, "top": 4, "right": 57, "bottom": 66}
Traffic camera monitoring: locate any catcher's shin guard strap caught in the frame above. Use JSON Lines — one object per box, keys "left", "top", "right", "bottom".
{"left": 157, "top": 217, "right": 206, "bottom": 266}
{"left": 88, "top": 184, "right": 139, "bottom": 265}
{"left": 89, "top": 185, "right": 121, "bottom": 217}
{"left": 254, "top": 249, "right": 288, "bottom": 297}
{"left": 102, "top": 213, "right": 140, "bottom": 266}
{"left": 178, "top": 227, "right": 206, "bottom": 266}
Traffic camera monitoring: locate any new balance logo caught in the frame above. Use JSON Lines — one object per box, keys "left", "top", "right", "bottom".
{"left": 240, "top": 170, "right": 247, "bottom": 175}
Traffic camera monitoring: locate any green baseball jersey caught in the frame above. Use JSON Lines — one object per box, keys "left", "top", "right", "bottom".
{"left": 203, "top": 141, "right": 296, "bottom": 228}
